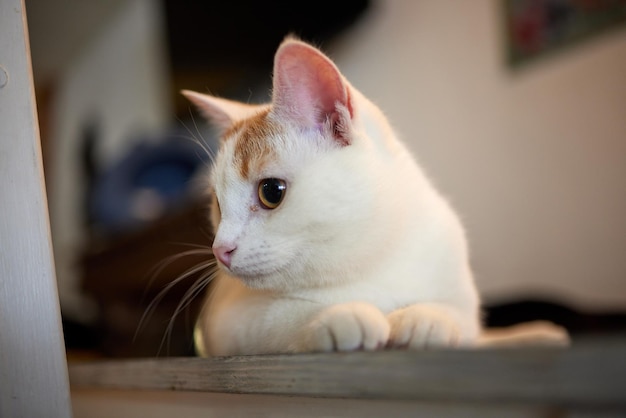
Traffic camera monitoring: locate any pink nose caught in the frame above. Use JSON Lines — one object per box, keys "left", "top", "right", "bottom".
{"left": 213, "top": 244, "right": 236, "bottom": 268}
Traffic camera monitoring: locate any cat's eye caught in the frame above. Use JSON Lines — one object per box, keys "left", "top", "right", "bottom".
{"left": 258, "top": 178, "right": 286, "bottom": 209}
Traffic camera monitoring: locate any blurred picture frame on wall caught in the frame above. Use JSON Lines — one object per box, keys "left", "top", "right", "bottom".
{"left": 503, "top": 0, "right": 626, "bottom": 68}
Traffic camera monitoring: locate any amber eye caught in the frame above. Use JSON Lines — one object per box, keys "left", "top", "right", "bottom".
{"left": 258, "top": 178, "right": 286, "bottom": 209}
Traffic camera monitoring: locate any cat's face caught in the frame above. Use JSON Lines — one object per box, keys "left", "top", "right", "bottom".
{"left": 185, "top": 38, "right": 384, "bottom": 291}
{"left": 211, "top": 114, "right": 349, "bottom": 289}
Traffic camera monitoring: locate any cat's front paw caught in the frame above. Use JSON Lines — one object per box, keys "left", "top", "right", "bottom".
{"left": 299, "top": 302, "right": 390, "bottom": 352}
{"left": 387, "top": 305, "right": 465, "bottom": 349}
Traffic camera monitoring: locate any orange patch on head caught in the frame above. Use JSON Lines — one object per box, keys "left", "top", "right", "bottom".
{"left": 227, "top": 108, "right": 281, "bottom": 179}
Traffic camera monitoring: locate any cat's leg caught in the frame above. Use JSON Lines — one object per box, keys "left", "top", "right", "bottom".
{"left": 386, "top": 303, "right": 479, "bottom": 349}
{"left": 291, "top": 302, "right": 390, "bottom": 353}
{"left": 200, "top": 277, "right": 390, "bottom": 355}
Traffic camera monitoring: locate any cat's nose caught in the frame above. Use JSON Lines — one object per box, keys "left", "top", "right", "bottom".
{"left": 213, "top": 244, "right": 236, "bottom": 268}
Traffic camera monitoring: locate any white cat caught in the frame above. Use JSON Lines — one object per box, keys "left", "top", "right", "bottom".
{"left": 183, "top": 38, "right": 567, "bottom": 356}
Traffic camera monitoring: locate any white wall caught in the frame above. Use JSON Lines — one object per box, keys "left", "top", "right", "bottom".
{"left": 45, "top": 0, "right": 626, "bottom": 316}
{"left": 49, "top": 0, "right": 171, "bottom": 320}
{"left": 331, "top": 0, "right": 626, "bottom": 310}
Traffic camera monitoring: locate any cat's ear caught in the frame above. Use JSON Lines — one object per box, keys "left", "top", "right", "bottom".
{"left": 181, "top": 90, "right": 261, "bottom": 134}
{"left": 272, "top": 39, "right": 354, "bottom": 145}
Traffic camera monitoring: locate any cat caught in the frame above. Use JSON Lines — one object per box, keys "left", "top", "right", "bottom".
{"left": 182, "top": 37, "right": 568, "bottom": 356}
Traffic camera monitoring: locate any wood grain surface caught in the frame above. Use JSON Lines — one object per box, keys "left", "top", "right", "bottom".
{"left": 70, "top": 336, "right": 626, "bottom": 410}
{"left": 0, "top": 1, "right": 72, "bottom": 416}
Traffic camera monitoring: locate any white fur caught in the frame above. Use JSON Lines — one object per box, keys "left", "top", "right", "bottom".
{"left": 189, "top": 40, "right": 482, "bottom": 356}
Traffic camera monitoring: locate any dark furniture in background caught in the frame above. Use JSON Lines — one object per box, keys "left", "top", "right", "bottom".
{"left": 80, "top": 200, "right": 212, "bottom": 357}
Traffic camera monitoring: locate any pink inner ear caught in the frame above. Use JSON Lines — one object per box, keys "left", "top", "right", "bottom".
{"left": 273, "top": 41, "right": 353, "bottom": 131}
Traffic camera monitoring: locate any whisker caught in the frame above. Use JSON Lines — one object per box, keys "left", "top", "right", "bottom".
{"left": 171, "top": 128, "right": 213, "bottom": 160}
{"left": 175, "top": 110, "right": 216, "bottom": 168}
{"left": 135, "top": 257, "right": 217, "bottom": 343}
{"left": 171, "top": 130, "right": 214, "bottom": 170}
{"left": 189, "top": 109, "right": 216, "bottom": 164}
{"left": 176, "top": 270, "right": 216, "bottom": 320}
{"left": 158, "top": 267, "right": 218, "bottom": 356}
{"left": 167, "top": 241, "right": 213, "bottom": 250}
{"left": 142, "top": 248, "right": 213, "bottom": 303}
{"left": 147, "top": 258, "right": 216, "bottom": 315}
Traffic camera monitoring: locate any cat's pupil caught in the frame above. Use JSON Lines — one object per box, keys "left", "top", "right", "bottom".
{"left": 258, "top": 178, "right": 286, "bottom": 209}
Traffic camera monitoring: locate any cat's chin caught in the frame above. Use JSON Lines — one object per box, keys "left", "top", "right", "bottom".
{"left": 229, "top": 266, "right": 316, "bottom": 292}
{"left": 234, "top": 272, "right": 285, "bottom": 291}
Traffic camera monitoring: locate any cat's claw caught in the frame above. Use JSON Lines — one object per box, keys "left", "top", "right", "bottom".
{"left": 387, "top": 305, "right": 463, "bottom": 349}
{"left": 301, "top": 302, "right": 390, "bottom": 352}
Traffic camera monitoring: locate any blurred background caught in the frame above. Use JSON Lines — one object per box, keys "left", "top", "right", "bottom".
{"left": 25, "top": 0, "right": 626, "bottom": 358}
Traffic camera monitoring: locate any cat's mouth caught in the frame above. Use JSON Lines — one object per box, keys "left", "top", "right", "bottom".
{"left": 228, "top": 262, "right": 292, "bottom": 289}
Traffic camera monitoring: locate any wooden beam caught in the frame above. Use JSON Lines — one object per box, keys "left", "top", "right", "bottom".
{"left": 0, "top": 1, "right": 72, "bottom": 416}
{"left": 71, "top": 389, "right": 559, "bottom": 418}
{"left": 70, "top": 337, "right": 626, "bottom": 409}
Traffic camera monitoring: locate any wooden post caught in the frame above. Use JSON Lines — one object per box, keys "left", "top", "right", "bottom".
{"left": 0, "top": 0, "right": 72, "bottom": 416}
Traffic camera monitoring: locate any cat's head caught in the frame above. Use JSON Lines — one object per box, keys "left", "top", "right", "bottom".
{"left": 183, "top": 38, "right": 398, "bottom": 291}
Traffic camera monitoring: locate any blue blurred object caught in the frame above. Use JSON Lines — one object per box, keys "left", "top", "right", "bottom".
{"left": 90, "top": 134, "right": 210, "bottom": 234}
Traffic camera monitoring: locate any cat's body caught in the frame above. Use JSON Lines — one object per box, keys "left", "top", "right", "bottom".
{"left": 183, "top": 38, "right": 564, "bottom": 356}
